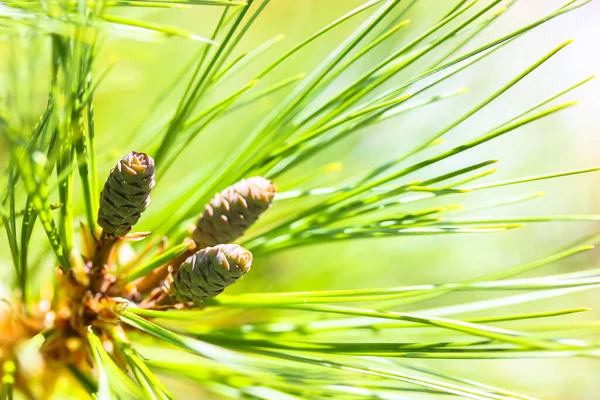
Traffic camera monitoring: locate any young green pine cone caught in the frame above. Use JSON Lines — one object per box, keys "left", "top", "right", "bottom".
{"left": 169, "top": 244, "right": 252, "bottom": 305}
{"left": 193, "top": 177, "right": 276, "bottom": 248}
{"left": 98, "top": 152, "right": 155, "bottom": 238}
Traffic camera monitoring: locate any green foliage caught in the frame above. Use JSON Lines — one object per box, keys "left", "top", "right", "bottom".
{"left": 0, "top": 0, "right": 598, "bottom": 399}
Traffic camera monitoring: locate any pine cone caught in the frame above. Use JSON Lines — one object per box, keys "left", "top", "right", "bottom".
{"left": 98, "top": 152, "right": 155, "bottom": 238}
{"left": 193, "top": 177, "right": 276, "bottom": 248}
{"left": 170, "top": 244, "right": 252, "bottom": 304}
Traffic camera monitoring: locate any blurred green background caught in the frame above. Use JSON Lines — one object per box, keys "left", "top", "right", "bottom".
{"left": 2, "top": 0, "right": 600, "bottom": 398}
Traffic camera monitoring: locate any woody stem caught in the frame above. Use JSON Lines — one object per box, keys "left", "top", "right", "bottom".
{"left": 135, "top": 247, "right": 195, "bottom": 294}
{"left": 90, "top": 233, "right": 116, "bottom": 293}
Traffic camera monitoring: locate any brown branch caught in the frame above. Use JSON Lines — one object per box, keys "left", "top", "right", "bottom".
{"left": 135, "top": 242, "right": 195, "bottom": 294}
{"left": 89, "top": 233, "right": 116, "bottom": 293}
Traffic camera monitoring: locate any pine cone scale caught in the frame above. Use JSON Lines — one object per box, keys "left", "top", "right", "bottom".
{"left": 193, "top": 177, "right": 276, "bottom": 248}
{"left": 169, "top": 244, "right": 252, "bottom": 305}
{"left": 98, "top": 152, "right": 155, "bottom": 238}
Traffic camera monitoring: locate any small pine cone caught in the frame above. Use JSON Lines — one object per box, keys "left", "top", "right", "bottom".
{"left": 98, "top": 152, "right": 155, "bottom": 238}
{"left": 193, "top": 177, "right": 276, "bottom": 248}
{"left": 170, "top": 244, "right": 252, "bottom": 304}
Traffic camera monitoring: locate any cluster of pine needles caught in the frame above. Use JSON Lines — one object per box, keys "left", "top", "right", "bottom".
{"left": 0, "top": 0, "right": 599, "bottom": 398}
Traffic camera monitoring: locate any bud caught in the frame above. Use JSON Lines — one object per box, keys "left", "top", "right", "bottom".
{"left": 193, "top": 177, "right": 276, "bottom": 248}
{"left": 170, "top": 244, "right": 252, "bottom": 304}
{"left": 98, "top": 152, "right": 155, "bottom": 238}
